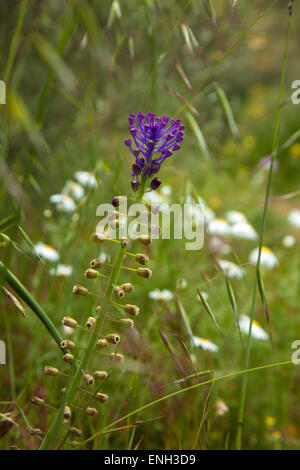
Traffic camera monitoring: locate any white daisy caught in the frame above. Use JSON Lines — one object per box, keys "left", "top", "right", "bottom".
{"left": 160, "top": 185, "right": 172, "bottom": 197}
{"left": 204, "top": 206, "right": 216, "bottom": 224}
{"left": 63, "top": 180, "right": 84, "bottom": 201}
{"left": 50, "top": 194, "right": 76, "bottom": 213}
{"left": 239, "top": 315, "right": 268, "bottom": 340}
{"left": 249, "top": 246, "right": 278, "bottom": 269}
{"left": 34, "top": 242, "right": 59, "bottom": 262}
{"left": 74, "top": 171, "right": 98, "bottom": 188}
{"left": 216, "top": 399, "right": 229, "bottom": 416}
{"left": 193, "top": 336, "right": 219, "bottom": 352}
{"left": 148, "top": 289, "right": 173, "bottom": 302}
{"left": 226, "top": 211, "right": 248, "bottom": 225}
{"left": 231, "top": 222, "right": 257, "bottom": 240}
{"left": 218, "top": 259, "right": 245, "bottom": 279}
{"left": 288, "top": 208, "right": 300, "bottom": 228}
{"left": 49, "top": 264, "right": 73, "bottom": 277}
{"left": 282, "top": 235, "right": 296, "bottom": 248}
{"left": 208, "top": 217, "right": 231, "bottom": 236}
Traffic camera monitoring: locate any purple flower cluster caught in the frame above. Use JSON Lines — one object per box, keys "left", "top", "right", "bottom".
{"left": 124, "top": 112, "right": 184, "bottom": 192}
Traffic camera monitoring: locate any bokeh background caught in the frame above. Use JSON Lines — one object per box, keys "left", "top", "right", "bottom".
{"left": 0, "top": 0, "right": 300, "bottom": 450}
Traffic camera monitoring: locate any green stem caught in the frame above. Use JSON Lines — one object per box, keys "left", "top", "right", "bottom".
{"left": 235, "top": 8, "right": 293, "bottom": 450}
{"left": 0, "top": 261, "right": 63, "bottom": 351}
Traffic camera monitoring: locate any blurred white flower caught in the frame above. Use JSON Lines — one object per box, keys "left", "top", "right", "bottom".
{"left": 239, "top": 315, "right": 268, "bottom": 340}
{"left": 216, "top": 399, "right": 229, "bottom": 416}
{"left": 226, "top": 211, "right": 248, "bottom": 225}
{"left": 197, "top": 291, "right": 209, "bottom": 301}
{"left": 204, "top": 206, "right": 216, "bottom": 224}
{"left": 149, "top": 289, "right": 173, "bottom": 302}
{"left": 50, "top": 194, "right": 76, "bottom": 213}
{"left": 249, "top": 246, "right": 278, "bottom": 269}
{"left": 218, "top": 259, "right": 245, "bottom": 279}
{"left": 63, "top": 325, "right": 74, "bottom": 337}
{"left": 288, "top": 208, "right": 300, "bottom": 228}
{"left": 193, "top": 336, "right": 219, "bottom": 352}
{"left": 63, "top": 180, "right": 84, "bottom": 201}
{"left": 49, "top": 264, "right": 73, "bottom": 277}
{"left": 282, "top": 235, "right": 296, "bottom": 248}
{"left": 74, "top": 171, "right": 98, "bottom": 188}
{"left": 231, "top": 222, "right": 257, "bottom": 240}
{"left": 209, "top": 236, "right": 231, "bottom": 256}
{"left": 208, "top": 218, "right": 231, "bottom": 236}
{"left": 160, "top": 185, "right": 172, "bottom": 197}
{"left": 34, "top": 242, "right": 59, "bottom": 262}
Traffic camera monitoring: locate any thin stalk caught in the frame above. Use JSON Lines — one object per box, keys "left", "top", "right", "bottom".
{"left": 0, "top": 261, "right": 64, "bottom": 351}
{"left": 79, "top": 359, "right": 294, "bottom": 448}
{"left": 235, "top": 7, "right": 293, "bottom": 450}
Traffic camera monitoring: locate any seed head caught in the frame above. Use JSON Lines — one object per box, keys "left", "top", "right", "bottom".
{"left": 64, "top": 406, "right": 71, "bottom": 419}
{"left": 124, "top": 304, "right": 140, "bottom": 316}
{"left": 83, "top": 373, "right": 95, "bottom": 386}
{"left": 73, "top": 285, "right": 88, "bottom": 296}
{"left": 95, "top": 392, "right": 109, "bottom": 403}
{"left": 135, "top": 253, "right": 149, "bottom": 265}
{"left": 90, "top": 258, "right": 105, "bottom": 268}
{"left": 26, "top": 426, "right": 42, "bottom": 436}
{"left": 113, "top": 285, "right": 125, "bottom": 298}
{"left": 120, "top": 318, "right": 134, "bottom": 328}
{"left": 121, "top": 237, "right": 129, "bottom": 248}
{"left": 94, "top": 370, "right": 108, "bottom": 380}
{"left": 91, "top": 232, "right": 107, "bottom": 243}
{"left": 139, "top": 235, "right": 152, "bottom": 245}
{"left": 109, "top": 352, "right": 124, "bottom": 362}
{"left": 85, "top": 316, "right": 96, "bottom": 330}
{"left": 122, "top": 283, "right": 134, "bottom": 293}
{"left": 31, "top": 396, "right": 45, "bottom": 406}
{"left": 63, "top": 353, "right": 74, "bottom": 363}
{"left": 112, "top": 196, "right": 121, "bottom": 207}
{"left": 85, "top": 407, "right": 98, "bottom": 417}
{"left": 62, "top": 316, "right": 78, "bottom": 328}
{"left": 105, "top": 333, "right": 120, "bottom": 345}
{"left": 70, "top": 427, "right": 82, "bottom": 437}
{"left": 61, "top": 340, "right": 76, "bottom": 349}
{"left": 137, "top": 267, "right": 152, "bottom": 278}
{"left": 85, "top": 268, "right": 98, "bottom": 279}
{"left": 44, "top": 366, "right": 59, "bottom": 376}
{"left": 97, "top": 338, "right": 108, "bottom": 348}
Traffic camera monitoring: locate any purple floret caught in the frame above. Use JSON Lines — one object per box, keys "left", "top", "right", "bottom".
{"left": 124, "top": 112, "right": 184, "bottom": 190}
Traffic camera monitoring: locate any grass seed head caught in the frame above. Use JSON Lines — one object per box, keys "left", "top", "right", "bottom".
{"left": 113, "top": 285, "right": 125, "bottom": 298}
{"left": 31, "top": 396, "right": 45, "bottom": 406}
{"left": 70, "top": 427, "right": 82, "bottom": 437}
{"left": 85, "top": 407, "right": 98, "bottom": 417}
{"left": 121, "top": 283, "right": 134, "bottom": 293}
{"left": 109, "top": 352, "right": 124, "bottom": 362}
{"left": 95, "top": 392, "right": 109, "bottom": 403}
{"left": 97, "top": 338, "right": 108, "bottom": 348}
{"left": 91, "top": 232, "right": 107, "bottom": 242}
{"left": 139, "top": 235, "right": 152, "bottom": 245}
{"left": 63, "top": 353, "right": 74, "bottom": 363}
{"left": 121, "top": 237, "right": 129, "bottom": 248}
{"left": 120, "top": 318, "right": 134, "bottom": 328}
{"left": 135, "top": 253, "right": 149, "bottom": 265}
{"left": 85, "top": 268, "right": 98, "bottom": 279}
{"left": 61, "top": 340, "right": 76, "bottom": 349}
{"left": 64, "top": 406, "right": 71, "bottom": 419}
{"left": 90, "top": 258, "right": 105, "bottom": 268}
{"left": 124, "top": 304, "right": 140, "bottom": 316}
{"left": 94, "top": 370, "right": 108, "bottom": 380}
{"left": 83, "top": 373, "right": 95, "bottom": 386}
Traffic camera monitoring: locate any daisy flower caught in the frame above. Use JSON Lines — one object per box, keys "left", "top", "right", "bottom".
{"left": 226, "top": 211, "right": 248, "bottom": 225}
{"left": 34, "top": 242, "right": 59, "bottom": 262}
{"left": 208, "top": 217, "right": 231, "bottom": 236}
{"left": 249, "top": 246, "right": 279, "bottom": 269}
{"left": 231, "top": 222, "right": 257, "bottom": 240}
{"left": 216, "top": 399, "right": 229, "bottom": 416}
{"left": 49, "top": 194, "right": 76, "bottom": 213}
{"left": 288, "top": 208, "right": 300, "bottom": 228}
{"left": 192, "top": 336, "right": 219, "bottom": 352}
{"left": 74, "top": 171, "right": 98, "bottom": 188}
{"left": 63, "top": 180, "right": 84, "bottom": 201}
{"left": 49, "top": 264, "right": 73, "bottom": 277}
{"left": 239, "top": 315, "right": 268, "bottom": 340}
{"left": 218, "top": 259, "right": 245, "bottom": 279}
{"left": 148, "top": 289, "right": 173, "bottom": 302}
{"left": 282, "top": 235, "right": 296, "bottom": 248}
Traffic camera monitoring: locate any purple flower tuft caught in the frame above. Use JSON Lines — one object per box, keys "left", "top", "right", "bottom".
{"left": 125, "top": 112, "right": 184, "bottom": 191}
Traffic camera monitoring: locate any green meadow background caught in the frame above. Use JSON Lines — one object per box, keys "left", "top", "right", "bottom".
{"left": 0, "top": 0, "right": 299, "bottom": 450}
